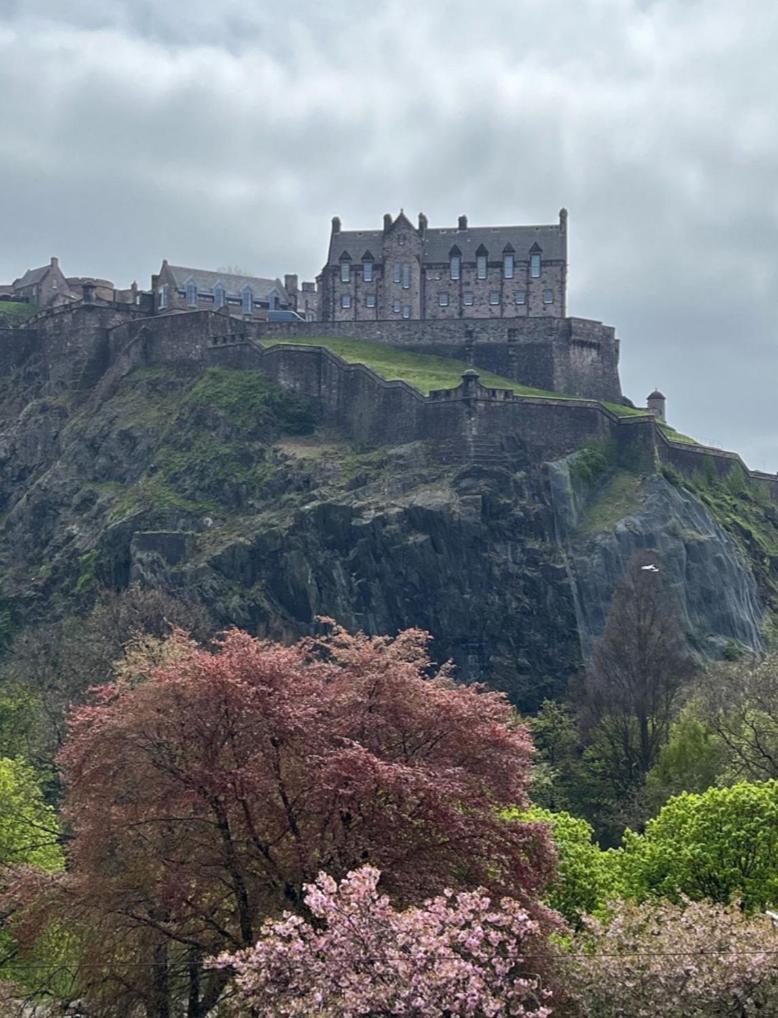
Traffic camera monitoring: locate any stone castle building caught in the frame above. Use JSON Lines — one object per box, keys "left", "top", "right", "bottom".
{"left": 318, "top": 209, "right": 567, "bottom": 323}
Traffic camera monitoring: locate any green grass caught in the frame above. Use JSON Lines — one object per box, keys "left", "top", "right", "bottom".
{"left": 261, "top": 335, "right": 566, "bottom": 399}
{"left": 580, "top": 471, "right": 645, "bottom": 535}
{"left": 261, "top": 335, "right": 675, "bottom": 425}
{"left": 659, "top": 423, "right": 699, "bottom": 446}
{"left": 0, "top": 302, "right": 37, "bottom": 326}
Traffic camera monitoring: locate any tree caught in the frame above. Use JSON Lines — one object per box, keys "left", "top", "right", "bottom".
{"left": 618, "top": 780, "right": 778, "bottom": 911}
{"left": 583, "top": 550, "right": 694, "bottom": 796}
{"left": 642, "top": 704, "right": 729, "bottom": 813}
{"left": 214, "top": 866, "right": 555, "bottom": 1017}
{"left": 704, "top": 653, "right": 778, "bottom": 780}
{"left": 11, "top": 625, "right": 554, "bottom": 1016}
{"left": 508, "top": 807, "right": 620, "bottom": 926}
{"left": 562, "top": 897, "right": 778, "bottom": 1017}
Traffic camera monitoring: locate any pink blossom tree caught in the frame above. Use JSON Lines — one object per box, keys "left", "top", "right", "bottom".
{"left": 214, "top": 865, "right": 555, "bottom": 1017}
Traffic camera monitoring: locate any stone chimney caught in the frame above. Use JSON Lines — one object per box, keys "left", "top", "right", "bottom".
{"left": 559, "top": 208, "right": 568, "bottom": 234}
{"left": 458, "top": 215, "right": 468, "bottom": 230}
{"left": 331, "top": 216, "right": 341, "bottom": 234}
{"left": 418, "top": 212, "right": 428, "bottom": 234}
{"left": 82, "top": 281, "right": 96, "bottom": 304}
{"left": 383, "top": 213, "right": 392, "bottom": 232}
{"left": 284, "top": 274, "right": 298, "bottom": 294}
{"left": 647, "top": 389, "right": 666, "bottom": 421}
{"left": 50, "top": 256, "right": 59, "bottom": 269}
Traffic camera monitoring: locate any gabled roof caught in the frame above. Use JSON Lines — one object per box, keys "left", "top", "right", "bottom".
{"left": 163, "top": 265, "right": 289, "bottom": 300}
{"left": 325, "top": 222, "right": 565, "bottom": 266}
{"left": 13, "top": 265, "right": 51, "bottom": 288}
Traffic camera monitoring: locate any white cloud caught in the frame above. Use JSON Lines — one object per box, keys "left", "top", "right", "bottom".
{"left": 0, "top": 0, "right": 776, "bottom": 468}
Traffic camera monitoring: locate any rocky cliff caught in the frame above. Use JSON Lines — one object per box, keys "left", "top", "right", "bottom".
{"left": 0, "top": 361, "right": 774, "bottom": 710}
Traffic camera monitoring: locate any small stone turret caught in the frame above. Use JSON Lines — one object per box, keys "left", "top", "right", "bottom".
{"left": 647, "top": 389, "right": 666, "bottom": 421}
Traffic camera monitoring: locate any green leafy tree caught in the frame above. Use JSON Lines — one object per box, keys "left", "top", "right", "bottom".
{"left": 704, "top": 653, "right": 778, "bottom": 781}
{"left": 618, "top": 780, "right": 778, "bottom": 911}
{"left": 643, "top": 705, "right": 729, "bottom": 813}
{"left": 509, "top": 807, "right": 621, "bottom": 925}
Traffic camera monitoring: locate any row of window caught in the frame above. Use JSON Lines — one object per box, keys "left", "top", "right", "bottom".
{"left": 339, "top": 289, "right": 555, "bottom": 310}
{"left": 340, "top": 252, "right": 543, "bottom": 285}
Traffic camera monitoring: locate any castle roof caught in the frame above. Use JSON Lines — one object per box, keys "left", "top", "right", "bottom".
{"left": 13, "top": 265, "right": 52, "bottom": 288}
{"left": 164, "top": 265, "right": 289, "bottom": 300}
{"left": 647, "top": 389, "right": 666, "bottom": 400}
{"left": 326, "top": 221, "right": 565, "bottom": 266}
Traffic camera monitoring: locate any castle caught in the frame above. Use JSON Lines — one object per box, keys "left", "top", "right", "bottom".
{"left": 317, "top": 210, "right": 567, "bottom": 322}
{"left": 1, "top": 211, "right": 773, "bottom": 498}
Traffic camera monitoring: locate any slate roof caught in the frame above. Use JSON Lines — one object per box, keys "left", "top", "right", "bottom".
{"left": 165, "top": 265, "right": 288, "bottom": 300}
{"left": 326, "top": 222, "right": 564, "bottom": 266}
{"left": 13, "top": 265, "right": 51, "bottom": 288}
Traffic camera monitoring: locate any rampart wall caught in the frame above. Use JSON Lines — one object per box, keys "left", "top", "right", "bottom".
{"left": 253, "top": 315, "right": 622, "bottom": 402}
{"left": 3, "top": 306, "right": 775, "bottom": 498}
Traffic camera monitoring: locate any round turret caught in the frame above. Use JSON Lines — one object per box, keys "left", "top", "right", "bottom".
{"left": 647, "top": 389, "right": 666, "bottom": 421}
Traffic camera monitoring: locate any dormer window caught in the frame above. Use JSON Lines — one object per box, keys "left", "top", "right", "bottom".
{"left": 241, "top": 287, "right": 253, "bottom": 314}
{"left": 477, "top": 255, "right": 487, "bottom": 279}
{"left": 362, "top": 256, "right": 374, "bottom": 282}
{"left": 158, "top": 285, "right": 168, "bottom": 310}
{"left": 186, "top": 280, "right": 197, "bottom": 307}
{"left": 340, "top": 260, "right": 351, "bottom": 283}
{"left": 503, "top": 253, "right": 514, "bottom": 279}
{"left": 214, "top": 283, "right": 225, "bottom": 309}
{"left": 530, "top": 253, "right": 541, "bottom": 278}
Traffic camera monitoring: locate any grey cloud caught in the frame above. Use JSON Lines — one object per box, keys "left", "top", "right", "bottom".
{"left": 0, "top": 0, "right": 777, "bottom": 469}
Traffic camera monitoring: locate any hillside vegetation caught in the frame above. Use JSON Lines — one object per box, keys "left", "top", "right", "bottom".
{"left": 0, "top": 301, "right": 36, "bottom": 326}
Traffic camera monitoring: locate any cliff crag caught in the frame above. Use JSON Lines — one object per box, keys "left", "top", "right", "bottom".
{"left": 0, "top": 360, "right": 773, "bottom": 710}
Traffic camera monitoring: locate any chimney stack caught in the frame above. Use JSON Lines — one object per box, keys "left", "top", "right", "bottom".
{"left": 284, "top": 274, "right": 298, "bottom": 294}
{"left": 418, "top": 212, "right": 428, "bottom": 233}
{"left": 331, "top": 216, "right": 341, "bottom": 234}
{"left": 383, "top": 213, "right": 392, "bottom": 232}
{"left": 50, "top": 256, "right": 59, "bottom": 269}
{"left": 559, "top": 208, "right": 568, "bottom": 233}
{"left": 457, "top": 215, "right": 468, "bottom": 230}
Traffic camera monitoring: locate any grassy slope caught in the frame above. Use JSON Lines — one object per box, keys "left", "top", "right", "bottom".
{"left": 0, "top": 302, "right": 37, "bottom": 326}
{"left": 261, "top": 334, "right": 698, "bottom": 442}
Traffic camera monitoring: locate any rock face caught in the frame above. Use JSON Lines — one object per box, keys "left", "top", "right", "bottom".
{"left": 549, "top": 458, "right": 765, "bottom": 660}
{"left": 0, "top": 362, "right": 772, "bottom": 711}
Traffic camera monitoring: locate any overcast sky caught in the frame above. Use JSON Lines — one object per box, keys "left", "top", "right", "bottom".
{"left": 1, "top": 0, "right": 776, "bottom": 470}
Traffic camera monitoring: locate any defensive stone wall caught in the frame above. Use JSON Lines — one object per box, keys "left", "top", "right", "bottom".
{"left": 2, "top": 307, "right": 774, "bottom": 498}
{"left": 253, "top": 315, "right": 622, "bottom": 402}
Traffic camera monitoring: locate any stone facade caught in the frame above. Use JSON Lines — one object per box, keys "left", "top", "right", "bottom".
{"left": 318, "top": 210, "right": 567, "bottom": 324}
{"left": 152, "top": 261, "right": 310, "bottom": 320}
{"left": 11, "top": 257, "right": 76, "bottom": 308}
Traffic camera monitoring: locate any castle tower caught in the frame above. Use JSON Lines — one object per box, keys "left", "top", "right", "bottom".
{"left": 647, "top": 389, "right": 666, "bottom": 421}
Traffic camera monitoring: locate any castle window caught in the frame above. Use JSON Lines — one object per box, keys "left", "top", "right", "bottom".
{"left": 463, "top": 292, "right": 474, "bottom": 306}
{"left": 158, "top": 285, "right": 168, "bottom": 310}
{"left": 186, "top": 281, "right": 197, "bottom": 307}
{"left": 393, "top": 300, "right": 401, "bottom": 313}
{"left": 438, "top": 293, "right": 449, "bottom": 307}
{"left": 363, "top": 260, "right": 373, "bottom": 282}
{"left": 340, "top": 261, "right": 351, "bottom": 283}
{"left": 503, "top": 254, "right": 514, "bottom": 279}
{"left": 401, "top": 263, "right": 410, "bottom": 290}
{"left": 450, "top": 255, "right": 461, "bottom": 281}
{"left": 402, "top": 305, "right": 411, "bottom": 319}
{"left": 214, "top": 283, "right": 225, "bottom": 309}
{"left": 394, "top": 263, "right": 402, "bottom": 284}
{"left": 365, "top": 293, "right": 376, "bottom": 308}
{"left": 543, "top": 289, "right": 554, "bottom": 304}
{"left": 477, "top": 255, "right": 487, "bottom": 280}
{"left": 340, "top": 293, "right": 352, "bottom": 309}
{"left": 514, "top": 291, "right": 526, "bottom": 305}
{"left": 242, "top": 287, "right": 253, "bottom": 314}
{"left": 530, "top": 253, "right": 541, "bottom": 278}
{"left": 489, "top": 292, "right": 500, "bottom": 305}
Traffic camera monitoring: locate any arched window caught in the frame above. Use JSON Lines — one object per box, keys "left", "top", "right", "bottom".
{"left": 186, "top": 280, "right": 197, "bottom": 306}
{"left": 242, "top": 287, "right": 253, "bottom": 314}
{"left": 214, "top": 283, "right": 225, "bottom": 309}
{"left": 450, "top": 247, "right": 461, "bottom": 281}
